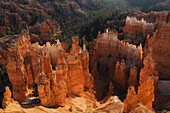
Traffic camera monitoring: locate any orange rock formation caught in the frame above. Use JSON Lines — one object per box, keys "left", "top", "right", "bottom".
{"left": 124, "top": 77, "right": 155, "bottom": 112}
{"left": 139, "top": 48, "right": 159, "bottom": 93}
{"left": 38, "top": 74, "right": 67, "bottom": 107}
{"left": 89, "top": 30, "right": 143, "bottom": 99}
{"left": 123, "top": 16, "right": 155, "bottom": 37}
{"left": 2, "top": 86, "right": 14, "bottom": 109}
{"left": 149, "top": 23, "right": 170, "bottom": 79}
{"left": 1, "top": 30, "right": 93, "bottom": 107}
{"left": 127, "top": 66, "right": 138, "bottom": 89}
{"left": 90, "top": 30, "right": 143, "bottom": 68}
{"left": 113, "top": 60, "right": 127, "bottom": 90}
{"left": 95, "top": 96, "right": 124, "bottom": 113}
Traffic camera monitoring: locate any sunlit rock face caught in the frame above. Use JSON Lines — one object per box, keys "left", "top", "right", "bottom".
{"left": 139, "top": 48, "right": 159, "bottom": 94}
{"left": 95, "top": 96, "right": 124, "bottom": 113}
{"left": 123, "top": 16, "right": 155, "bottom": 38}
{"left": 5, "top": 30, "right": 41, "bottom": 103}
{"left": 0, "top": 31, "right": 93, "bottom": 107}
{"left": 129, "top": 104, "right": 155, "bottom": 113}
{"left": 38, "top": 74, "right": 67, "bottom": 107}
{"left": 2, "top": 86, "right": 14, "bottom": 109}
{"left": 124, "top": 77, "right": 155, "bottom": 113}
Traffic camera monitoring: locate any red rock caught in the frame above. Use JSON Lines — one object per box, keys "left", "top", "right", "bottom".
{"left": 2, "top": 86, "right": 14, "bottom": 109}
{"left": 124, "top": 86, "right": 138, "bottom": 113}
{"left": 55, "top": 50, "right": 68, "bottom": 83}
{"left": 61, "top": 42, "right": 69, "bottom": 52}
{"left": 123, "top": 16, "right": 155, "bottom": 38}
{"left": 38, "top": 74, "right": 67, "bottom": 107}
{"left": 91, "top": 30, "right": 143, "bottom": 69}
{"left": 113, "top": 60, "right": 127, "bottom": 90}
{"left": 137, "top": 77, "right": 155, "bottom": 108}
{"left": 66, "top": 37, "right": 84, "bottom": 96}
{"left": 139, "top": 48, "right": 159, "bottom": 93}
{"left": 124, "top": 77, "right": 155, "bottom": 112}
{"left": 144, "top": 34, "right": 150, "bottom": 57}
{"left": 127, "top": 66, "right": 138, "bottom": 89}
{"left": 155, "top": 11, "right": 170, "bottom": 29}
{"left": 149, "top": 23, "right": 170, "bottom": 79}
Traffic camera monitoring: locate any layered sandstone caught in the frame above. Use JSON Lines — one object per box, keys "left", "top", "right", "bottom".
{"left": 124, "top": 77, "right": 155, "bottom": 112}
{"left": 155, "top": 11, "right": 170, "bottom": 29}
{"left": 5, "top": 31, "right": 36, "bottom": 103}
{"left": 38, "top": 74, "right": 67, "bottom": 107}
{"left": 149, "top": 23, "right": 170, "bottom": 79}
{"left": 129, "top": 104, "right": 155, "bottom": 113}
{"left": 139, "top": 48, "right": 159, "bottom": 87}
{"left": 90, "top": 30, "right": 143, "bottom": 70}
{"left": 2, "top": 86, "right": 14, "bottom": 109}
{"left": 66, "top": 36, "right": 92, "bottom": 96}
{"left": 113, "top": 60, "right": 127, "bottom": 90}
{"left": 123, "top": 16, "right": 155, "bottom": 37}
{"left": 0, "top": 31, "right": 93, "bottom": 107}
{"left": 127, "top": 66, "right": 138, "bottom": 89}
{"left": 89, "top": 30, "right": 143, "bottom": 99}
{"left": 95, "top": 96, "right": 124, "bottom": 113}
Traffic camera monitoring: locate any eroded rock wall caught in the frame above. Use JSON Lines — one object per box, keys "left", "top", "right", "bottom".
{"left": 0, "top": 31, "right": 93, "bottom": 107}
{"left": 124, "top": 77, "right": 155, "bottom": 113}
{"left": 123, "top": 16, "right": 155, "bottom": 38}
{"left": 149, "top": 23, "right": 170, "bottom": 79}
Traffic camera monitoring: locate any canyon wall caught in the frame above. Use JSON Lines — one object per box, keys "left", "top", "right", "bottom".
{"left": 123, "top": 16, "right": 155, "bottom": 38}
{"left": 149, "top": 23, "right": 170, "bottom": 80}
{"left": 91, "top": 30, "right": 143, "bottom": 68}
{"left": 89, "top": 30, "right": 143, "bottom": 99}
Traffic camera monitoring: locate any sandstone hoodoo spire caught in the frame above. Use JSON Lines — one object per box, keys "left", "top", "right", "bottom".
{"left": 38, "top": 74, "right": 67, "bottom": 107}
{"left": 1, "top": 31, "right": 94, "bottom": 107}
{"left": 139, "top": 47, "right": 159, "bottom": 93}
{"left": 113, "top": 60, "right": 127, "bottom": 90}
{"left": 127, "top": 66, "right": 138, "bottom": 90}
{"left": 2, "top": 86, "right": 14, "bottom": 109}
{"left": 124, "top": 77, "right": 155, "bottom": 113}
